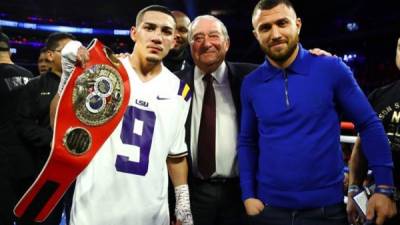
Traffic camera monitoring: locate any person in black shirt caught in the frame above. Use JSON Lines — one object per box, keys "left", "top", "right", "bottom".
{"left": 163, "top": 10, "right": 192, "bottom": 72}
{"left": 15, "top": 32, "right": 77, "bottom": 225}
{"left": 0, "top": 31, "right": 34, "bottom": 225}
{"left": 37, "top": 47, "right": 50, "bottom": 76}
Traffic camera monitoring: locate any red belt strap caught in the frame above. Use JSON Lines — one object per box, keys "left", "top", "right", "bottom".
{"left": 14, "top": 39, "right": 130, "bottom": 222}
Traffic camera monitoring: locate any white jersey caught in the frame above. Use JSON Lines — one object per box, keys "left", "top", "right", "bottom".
{"left": 69, "top": 56, "right": 191, "bottom": 225}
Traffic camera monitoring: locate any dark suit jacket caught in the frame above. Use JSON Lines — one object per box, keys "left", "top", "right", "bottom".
{"left": 174, "top": 61, "right": 258, "bottom": 174}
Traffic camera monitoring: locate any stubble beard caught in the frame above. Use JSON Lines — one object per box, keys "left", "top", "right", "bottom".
{"left": 146, "top": 56, "right": 161, "bottom": 64}
{"left": 263, "top": 36, "right": 299, "bottom": 63}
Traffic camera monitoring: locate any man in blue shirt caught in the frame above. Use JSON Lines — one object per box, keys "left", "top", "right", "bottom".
{"left": 238, "top": 0, "right": 397, "bottom": 225}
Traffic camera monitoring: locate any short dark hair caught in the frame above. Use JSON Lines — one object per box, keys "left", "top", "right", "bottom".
{"left": 252, "top": 0, "right": 296, "bottom": 19}
{"left": 45, "top": 32, "right": 76, "bottom": 51}
{"left": 135, "top": 5, "right": 176, "bottom": 27}
{"left": 0, "top": 32, "right": 10, "bottom": 52}
{"left": 39, "top": 47, "right": 47, "bottom": 53}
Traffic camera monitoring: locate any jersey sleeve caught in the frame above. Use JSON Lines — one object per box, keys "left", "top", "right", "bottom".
{"left": 168, "top": 82, "right": 191, "bottom": 158}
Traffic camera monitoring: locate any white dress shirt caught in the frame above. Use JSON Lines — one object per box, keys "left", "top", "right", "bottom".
{"left": 190, "top": 62, "right": 238, "bottom": 178}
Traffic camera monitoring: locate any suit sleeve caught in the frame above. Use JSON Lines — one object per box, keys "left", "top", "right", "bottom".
{"left": 333, "top": 58, "right": 393, "bottom": 186}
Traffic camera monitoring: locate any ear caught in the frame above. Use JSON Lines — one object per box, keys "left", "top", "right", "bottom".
{"left": 296, "top": 18, "right": 302, "bottom": 35}
{"left": 46, "top": 50, "right": 55, "bottom": 62}
{"left": 224, "top": 37, "right": 230, "bottom": 52}
{"left": 252, "top": 29, "right": 259, "bottom": 41}
{"left": 130, "top": 26, "right": 137, "bottom": 42}
{"left": 45, "top": 51, "right": 52, "bottom": 62}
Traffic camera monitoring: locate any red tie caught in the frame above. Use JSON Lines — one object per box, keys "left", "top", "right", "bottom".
{"left": 197, "top": 74, "right": 216, "bottom": 179}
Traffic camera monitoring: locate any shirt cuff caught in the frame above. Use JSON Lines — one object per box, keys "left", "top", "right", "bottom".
{"left": 240, "top": 181, "right": 256, "bottom": 201}
{"left": 372, "top": 166, "right": 394, "bottom": 186}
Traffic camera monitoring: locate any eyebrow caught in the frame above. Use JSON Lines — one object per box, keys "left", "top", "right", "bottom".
{"left": 257, "top": 23, "right": 271, "bottom": 31}
{"left": 208, "top": 31, "right": 221, "bottom": 35}
{"left": 143, "top": 22, "right": 174, "bottom": 30}
{"left": 193, "top": 30, "right": 221, "bottom": 36}
{"left": 177, "top": 26, "right": 188, "bottom": 31}
{"left": 257, "top": 17, "right": 289, "bottom": 30}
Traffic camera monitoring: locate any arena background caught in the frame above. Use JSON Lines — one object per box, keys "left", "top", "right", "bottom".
{"left": 1, "top": 0, "right": 400, "bottom": 95}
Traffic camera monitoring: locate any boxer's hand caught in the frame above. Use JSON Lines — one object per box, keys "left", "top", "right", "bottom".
{"left": 76, "top": 46, "right": 90, "bottom": 68}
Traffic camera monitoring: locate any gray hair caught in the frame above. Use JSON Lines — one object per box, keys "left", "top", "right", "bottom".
{"left": 188, "top": 15, "right": 229, "bottom": 43}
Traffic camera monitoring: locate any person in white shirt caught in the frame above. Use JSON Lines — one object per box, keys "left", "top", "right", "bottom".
{"left": 50, "top": 5, "right": 193, "bottom": 225}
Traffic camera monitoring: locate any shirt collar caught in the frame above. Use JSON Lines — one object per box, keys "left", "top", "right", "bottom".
{"left": 261, "top": 44, "right": 311, "bottom": 82}
{"left": 194, "top": 61, "right": 227, "bottom": 84}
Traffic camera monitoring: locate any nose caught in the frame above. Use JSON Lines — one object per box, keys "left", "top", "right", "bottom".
{"left": 270, "top": 25, "right": 282, "bottom": 40}
{"left": 201, "top": 35, "right": 213, "bottom": 48}
{"left": 175, "top": 31, "right": 182, "bottom": 39}
{"left": 174, "top": 33, "right": 181, "bottom": 43}
{"left": 151, "top": 28, "right": 163, "bottom": 44}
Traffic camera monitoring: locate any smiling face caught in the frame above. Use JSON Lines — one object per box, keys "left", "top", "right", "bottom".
{"left": 252, "top": 3, "right": 301, "bottom": 65}
{"left": 131, "top": 10, "right": 176, "bottom": 64}
{"left": 172, "top": 11, "right": 190, "bottom": 51}
{"left": 189, "top": 17, "right": 230, "bottom": 73}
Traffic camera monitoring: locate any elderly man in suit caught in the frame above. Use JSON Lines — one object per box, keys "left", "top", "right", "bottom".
{"left": 175, "top": 15, "right": 257, "bottom": 225}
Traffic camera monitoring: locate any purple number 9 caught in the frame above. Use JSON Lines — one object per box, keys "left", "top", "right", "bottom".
{"left": 115, "top": 106, "right": 156, "bottom": 175}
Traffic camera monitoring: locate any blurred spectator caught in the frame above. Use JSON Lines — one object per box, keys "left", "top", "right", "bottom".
{"left": 0, "top": 31, "right": 34, "bottom": 225}
{"left": 163, "top": 10, "right": 191, "bottom": 72}
{"left": 37, "top": 47, "right": 50, "bottom": 75}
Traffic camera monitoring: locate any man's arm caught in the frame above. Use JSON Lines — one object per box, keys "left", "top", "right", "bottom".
{"left": 348, "top": 138, "right": 397, "bottom": 225}
{"left": 348, "top": 138, "right": 369, "bottom": 186}
{"left": 237, "top": 77, "right": 264, "bottom": 215}
{"left": 49, "top": 93, "right": 60, "bottom": 129}
{"left": 167, "top": 156, "right": 192, "bottom": 225}
{"left": 333, "top": 58, "right": 396, "bottom": 225}
{"left": 333, "top": 57, "right": 393, "bottom": 186}
{"left": 347, "top": 137, "right": 369, "bottom": 224}
{"left": 49, "top": 41, "right": 88, "bottom": 129}
{"left": 167, "top": 156, "right": 188, "bottom": 187}
{"left": 309, "top": 48, "right": 333, "bottom": 57}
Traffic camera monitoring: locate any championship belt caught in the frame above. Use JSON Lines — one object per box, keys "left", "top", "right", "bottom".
{"left": 14, "top": 39, "right": 130, "bottom": 222}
